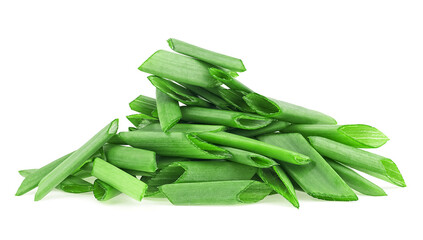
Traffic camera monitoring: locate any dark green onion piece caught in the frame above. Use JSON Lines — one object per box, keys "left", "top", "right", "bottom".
{"left": 148, "top": 75, "right": 211, "bottom": 107}
{"left": 15, "top": 152, "right": 73, "bottom": 196}
{"left": 326, "top": 159, "right": 387, "bottom": 196}
{"left": 195, "top": 131, "right": 311, "bottom": 165}
{"left": 230, "top": 120, "right": 291, "bottom": 137}
{"left": 93, "top": 179, "right": 121, "bottom": 201}
{"left": 35, "top": 119, "right": 119, "bottom": 201}
{"left": 156, "top": 156, "right": 191, "bottom": 169}
{"left": 127, "top": 114, "right": 157, "bottom": 127}
{"left": 118, "top": 131, "right": 230, "bottom": 159}
{"left": 138, "top": 123, "right": 227, "bottom": 133}
{"left": 167, "top": 38, "right": 246, "bottom": 72}
{"left": 129, "top": 95, "right": 157, "bottom": 116}
{"left": 283, "top": 124, "right": 389, "bottom": 148}
{"left": 156, "top": 88, "right": 182, "bottom": 132}
{"left": 181, "top": 106, "right": 272, "bottom": 130}
{"left": 257, "top": 166, "right": 299, "bottom": 208}
{"left": 180, "top": 83, "right": 232, "bottom": 110}
{"left": 160, "top": 180, "right": 272, "bottom": 205}
{"left": 139, "top": 50, "right": 220, "bottom": 88}
{"left": 308, "top": 136, "right": 406, "bottom": 187}
{"left": 209, "top": 68, "right": 252, "bottom": 92}
{"left": 91, "top": 158, "right": 147, "bottom": 201}
{"left": 208, "top": 86, "right": 254, "bottom": 112}
{"left": 221, "top": 146, "right": 278, "bottom": 168}
{"left": 103, "top": 144, "right": 157, "bottom": 172}
{"left": 257, "top": 133, "right": 358, "bottom": 201}
{"left": 243, "top": 93, "right": 337, "bottom": 124}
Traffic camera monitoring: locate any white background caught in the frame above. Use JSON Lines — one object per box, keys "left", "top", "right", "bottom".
{"left": 1, "top": 1, "right": 422, "bottom": 239}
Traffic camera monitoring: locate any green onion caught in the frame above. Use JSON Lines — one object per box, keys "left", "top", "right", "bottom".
{"left": 230, "top": 120, "right": 291, "bottom": 137}
{"left": 91, "top": 158, "right": 147, "bottom": 201}
{"left": 35, "top": 119, "right": 119, "bottom": 201}
{"left": 156, "top": 88, "right": 182, "bottom": 132}
{"left": 209, "top": 68, "right": 252, "bottom": 93}
{"left": 15, "top": 152, "right": 73, "bottom": 196}
{"left": 18, "top": 169, "right": 38, "bottom": 177}
{"left": 167, "top": 38, "right": 246, "bottom": 72}
{"left": 257, "top": 166, "right": 299, "bottom": 208}
{"left": 160, "top": 180, "right": 271, "bottom": 205}
{"left": 257, "top": 133, "right": 358, "bottom": 201}
{"left": 195, "top": 131, "right": 311, "bottom": 165}
{"left": 148, "top": 75, "right": 211, "bottom": 107}
{"left": 103, "top": 144, "right": 157, "bottom": 172}
{"left": 308, "top": 136, "right": 406, "bottom": 187}
{"left": 138, "top": 123, "right": 227, "bottom": 133}
{"left": 220, "top": 146, "right": 278, "bottom": 168}
{"left": 129, "top": 94, "right": 157, "bottom": 116}
{"left": 127, "top": 114, "right": 157, "bottom": 126}
{"left": 283, "top": 124, "right": 389, "bottom": 148}
{"left": 208, "top": 87, "right": 254, "bottom": 112}
{"left": 93, "top": 179, "right": 121, "bottom": 201}
{"left": 180, "top": 106, "right": 272, "bottom": 130}
{"left": 139, "top": 50, "right": 220, "bottom": 88}
{"left": 243, "top": 93, "right": 337, "bottom": 124}
{"left": 118, "top": 131, "right": 230, "bottom": 159}
{"left": 156, "top": 156, "right": 191, "bottom": 169}
{"left": 326, "top": 159, "right": 387, "bottom": 196}
{"left": 179, "top": 83, "right": 232, "bottom": 110}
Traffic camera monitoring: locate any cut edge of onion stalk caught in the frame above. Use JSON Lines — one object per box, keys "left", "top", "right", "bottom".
{"left": 93, "top": 179, "right": 121, "bottom": 201}
{"left": 230, "top": 120, "right": 291, "bottom": 137}
{"left": 137, "top": 123, "right": 227, "bottom": 133}
{"left": 148, "top": 75, "right": 211, "bottom": 107}
{"left": 208, "top": 87, "right": 254, "bottom": 112}
{"left": 208, "top": 67, "right": 253, "bottom": 93}
{"left": 129, "top": 94, "right": 157, "bottom": 116}
{"left": 220, "top": 146, "right": 278, "bottom": 168}
{"left": 126, "top": 114, "right": 157, "bottom": 127}
{"left": 155, "top": 88, "right": 182, "bottom": 132}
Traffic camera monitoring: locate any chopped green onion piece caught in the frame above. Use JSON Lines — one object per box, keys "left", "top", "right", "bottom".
{"left": 118, "top": 131, "right": 230, "bottom": 159}
{"left": 35, "top": 119, "right": 119, "bottom": 201}
{"left": 103, "top": 144, "right": 157, "bottom": 172}
{"left": 257, "top": 133, "right": 358, "bottom": 201}
{"left": 221, "top": 146, "right": 278, "bottom": 168}
{"left": 127, "top": 114, "right": 157, "bottom": 127}
{"left": 195, "top": 131, "right": 311, "bottom": 165}
{"left": 148, "top": 75, "right": 211, "bottom": 107}
{"left": 72, "top": 169, "right": 92, "bottom": 179}
{"left": 209, "top": 68, "right": 252, "bottom": 93}
{"left": 156, "top": 156, "right": 191, "bottom": 169}
{"left": 181, "top": 106, "right": 272, "bottom": 130}
{"left": 15, "top": 152, "right": 73, "bottom": 196}
{"left": 257, "top": 166, "right": 299, "bottom": 208}
{"left": 283, "top": 124, "right": 389, "bottom": 148}
{"left": 230, "top": 120, "right": 291, "bottom": 137}
{"left": 308, "top": 136, "right": 406, "bottom": 187}
{"left": 160, "top": 180, "right": 272, "bottom": 205}
{"left": 156, "top": 88, "right": 182, "bottom": 132}
{"left": 138, "top": 123, "right": 227, "bottom": 133}
{"left": 243, "top": 93, "right": 337, "bottom": 124}
{"left": 91, "top": 158, "right": 147, "bottom": 201}
{"left": 180, "top": 83, "right": 232, "bottom": 110}
{"left": 167, "top": 38, "right": 246, "bottom": 72}
{"left": 93, "top": 179, "right": 121, "bottom": 201}
{"left": 129, "top": 95, "right": 157, "bottom": 116}
{"left": 208, "top": 87, "right": 254, "bottom": 112}
{"left": 18, "top": 169, "right": 37, "bottom": 177}
{"left": 123, "top": 169, "right": 156, "bottom": 177}
{"left": 326, "top": 159, "right": 387, "bottom": 196}
{"left": 139, "top": 50, "right": 220, "bottom": 88}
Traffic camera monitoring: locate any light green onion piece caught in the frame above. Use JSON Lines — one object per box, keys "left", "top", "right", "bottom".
{"left": 257, "top": 166, "right": 299, "bottom": 208}
{"left": 93, "top": 179, "right": 121, "bottom": 201}
{"left": 138, "top": 123, "right": 227, "bottom": 133}
{"left": 18, "top": 169, "right": 38, "bottom": 177}
{"left": 221, "top": 146, "right": 278, "bottom": 168}
{"left": 160, "top": 180, "right": 272, "bottom": 205}
{"left": 209, "top": 68, "right": 252, "bottom": 92}
{"left": 139, "top": 50, "right": 220, "bottom": 88}
{"left": 127, "top": 114, "right": 157, "bottom": 126}
{"left": 156, "top": 88, "right": 182, "bottom": 132}
{"left": 148, "top": 75, "right": 211, "bottom": 107}
{"left": 243, "top": 93, "right": 337, "bottom": 124}
{"left": 308, "top": 136, "right": 406, "bottom": 187}
{"left": 195, "top": 131, "right": 311, "bottom": 165}
{"left": 91, "top": 158, "right": 147, "bottom": 201}
{"left": 118, "top": 131, "right": 230, "bottom": 159}
{"left": 15, "top": 152, "right": 73, "bottom": 196}
{"left": 35, "top": 119, "right": 119, "bottom": 201}
{"left": 146, "top": 161, "right": 257, "bottom": 196}
{"left": 129, "top": 95, "right": 157, "bottom": 116}
{"left": 257, "top": 133, "right": 358, "bottom": 201}
{"left": 283, "top": 124, "right": 389, "bottom": 148}
{"left": 181, "top": 106, "right": 272, "bottom": 130}
{"left": 326, "top": 159, "right": 387, "bottom": 196}
{"left": 230, "top": 120, "right": 291, "bottom": 137}
{"left": 103, "top": 144, "right": 157, "bottom": 172}
{"left": 208, "top": 87, "right": 254, "bottom": 112}
{"left": 167, "top": 38, "right": 246, "bottom": 72}
{"left": 180, "top": 83, "right": 232, "bottom": 110}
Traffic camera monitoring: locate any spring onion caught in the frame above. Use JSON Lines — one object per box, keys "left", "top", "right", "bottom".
{"left": 138, "top": 123, "right": 227, "bottom": 133}
{"left": 127, "top": 114, "right": 157, "bottom": 127}
{"left": 179, "top": 83, "right": 232, "bottom": 110}
{"left": 209, "top": 68, "right": 252, "bottom": 92}
{"left": 220, "top": 146, "right": 278, "bottom": 168}
{"left": 208, "top": 87, "right": 254, "bottom": 112}
{"left": 129, "top": 94, "right": 157, "bottom": 116}
{"left": 156, "top": 88, "right": 182, "bottom": 132}
{"left": 103, "top": 144, "right": 157, "bottom": 172}
{"left": 93, "top": 179, "right": 121, "bottom": 201}
{"left": 230, "top": 120, "right": 291, "bottom": 137}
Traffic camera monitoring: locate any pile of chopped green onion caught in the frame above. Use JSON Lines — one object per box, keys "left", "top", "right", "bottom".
{"left": 16, "top": 38, "right": 406, "bottom": 207}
